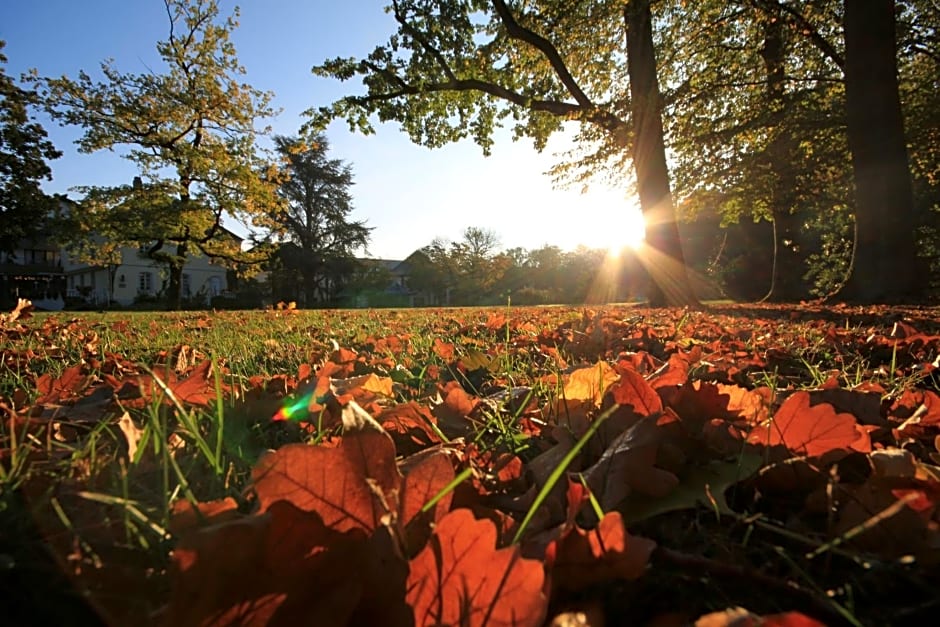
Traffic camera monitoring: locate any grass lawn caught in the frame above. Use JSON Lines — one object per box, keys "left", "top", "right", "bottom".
{"left": 2, "top": 301, "right": 939, "bottom": 626}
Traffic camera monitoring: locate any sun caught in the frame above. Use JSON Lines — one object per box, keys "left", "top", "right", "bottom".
{"left": 588, "top": 192, "right": 647, "bottom": 255}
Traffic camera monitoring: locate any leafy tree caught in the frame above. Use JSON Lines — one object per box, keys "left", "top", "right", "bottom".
{"left": 310, "top": 0, "right": 698, "bottom": 306}
{"left": 659, "top": 1, "right": 851, "bottom": 301}
{"left": 269, "top": 134, "right": 372, "bottom": 306}
{"left": 34, "top": 0, "right": 281, "bottom": 310}
{"left": 0, "top": 41, "right": 61, "bottom": 253}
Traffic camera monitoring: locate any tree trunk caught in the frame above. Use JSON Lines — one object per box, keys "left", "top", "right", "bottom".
{"left": 759, "top": 7, "right": 809, "bottom": 302}
{"left": 165, "top": 242, "right": 187, "bottom": 310}
{"left": 625, "top": 0, "right": 699, "bottom": 308}
{"left": 838, "top": 0, "right": 918, "bottom": 302}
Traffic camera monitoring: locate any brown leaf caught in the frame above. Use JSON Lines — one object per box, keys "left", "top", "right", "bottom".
{"left": 582, "top": 417, "right": 679, "bottom": 510}
{"left": 169, "top": 497, "right": 240, "bottom": 536}
{"left": 251, "top": 431, "right": 401, "bottom": 533}
{"left": 545, "top": 511, "right": 656, "bottom": 594}
{"left": 117, "top": 411, "right": 143, "bottom": 460}
{"left": 376, "top": 401, "right": 443, "bottom": 455}
{"left": 747, "top": 391, "right": 869, "bottom": 458}
{"left": 167, "top": 359, "right": 222, "bottom": 406}
{"left": 166, "top": 501, "right": 410, "bottom": 627}
{"left": 35, "top": 364, "right": 90, "bottom": 405}
{"left": 649, "top": 351, "right": 693, "bottom": 389}
{"left": 718, "top": 383, "right": 772, "bottom": 425}
{"left": 407, "top": 508, "right": 547, "bottom": 627}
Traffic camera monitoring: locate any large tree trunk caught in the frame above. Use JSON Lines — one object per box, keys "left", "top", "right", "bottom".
{"left": 625, "top": 0, "right": 699, "bottom": 308}
{"left": 838, "top": 0, "right": 918, "bottom": 302}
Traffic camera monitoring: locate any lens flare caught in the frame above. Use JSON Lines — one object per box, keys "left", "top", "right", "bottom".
{"left": 273, "top": 389, "right": 316, "bottom": 422}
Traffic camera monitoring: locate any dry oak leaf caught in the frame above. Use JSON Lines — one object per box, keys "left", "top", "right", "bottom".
{"left": 611, "top": 362, "right": 663, "bottom": 416}
{"left": 582, "top": 416, "right": 679, "bottom": 511}
{"left": 545, "top": 511, "right": 656, "bottom": 595}
{"left": 34, "top": 363, "right": 92, "bottom": 405}
{"left": 251, "top": 430, "right": 401, "bottom": 533}
{"left": 407, "top": 508, "right": 547, "bottom": 627}
{"left": 166, "top": 501, "right": 410, "bottom": 627}
{"left": 399, "top": 448, "right": 457, "bottom": 553}
{"left": 747, "top": 391, "right": 870, "bottom": 458}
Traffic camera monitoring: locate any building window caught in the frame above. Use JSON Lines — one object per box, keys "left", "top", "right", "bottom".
{"left": 139, "top": 272, "right": 153, "bottom": 294}
{"left": 117, "top": 274, "right": 126, "bottom": 288}
{"left": 182, "top": 273, "right": 191, "bottom": 298}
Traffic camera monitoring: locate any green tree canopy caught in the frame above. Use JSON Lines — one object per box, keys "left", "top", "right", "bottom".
{"left": 268, "top": 133, "right": 372, "bottom": 306}
{"left": 310, "top": 0, "right": 698, "bottom": 306}
{"left": 34, "top": 0, "right": 282, "bottom": 309}
{"left": 0, "top": 41, "right": 61, "bottom": 253}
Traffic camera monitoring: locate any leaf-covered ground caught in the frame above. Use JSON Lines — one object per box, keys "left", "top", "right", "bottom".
{"left": 1, "top": 300, "right": 939, "bottom": 626}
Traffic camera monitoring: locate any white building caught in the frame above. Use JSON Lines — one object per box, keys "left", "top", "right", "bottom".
{"left": 63, "top": 244, "right": 228, "bottom": 307}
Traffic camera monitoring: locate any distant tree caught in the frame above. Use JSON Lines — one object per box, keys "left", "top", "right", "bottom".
{"left": 34, "top": 0, "right": 282, "bottom": 310}
{"left": 311, "top": 0, "right": 698, "bottom": 306}
{"left": 269, "top": 133, "right": 371, "bottom": 306}
{"left": 0, "top": 41, "right": 60, "bottom": 253}
{"left": 449, "top": 227, "right": 508, "bottom": 304}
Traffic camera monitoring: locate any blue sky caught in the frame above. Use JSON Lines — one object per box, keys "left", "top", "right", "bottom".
{"left": 0, "top": 0, "right": 644, "bottom": 260}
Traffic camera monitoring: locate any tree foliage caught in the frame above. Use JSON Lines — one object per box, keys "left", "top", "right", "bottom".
{"left": 34, "top": 0, "right": 281, "bottom": 309}
{"left": 310, "top": 0, "right": 698, "bottom": 306}
{"left": 0, "top": 41, "right": 61, "bottom": 253}
{"left": 266, "top": 134, "right": 371, "bottom": 306}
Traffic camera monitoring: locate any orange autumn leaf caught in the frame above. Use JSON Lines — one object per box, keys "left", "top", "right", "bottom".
{"left": 545, "top": 511, "right": 656, "bottom": 595}
{"left": 611, "top": 362, "right": 663, "bottom": 416}
{"left": 747, "top": 391, "right": 869, "bottom": 458}
{"left": 251, "top": 431, "right": 401, "bottom": 533}
{"left": 563, "top": 361, "right": 619, "bottom": 407}
{"left": 406, "top": 509, "right": 547, "bottom": 627}
{"left": 398, "top": 448, "right": 456, "bottom": 554}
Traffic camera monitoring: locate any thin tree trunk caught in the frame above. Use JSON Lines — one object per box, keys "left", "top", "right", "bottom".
{"left": 166, "top": 242, "right": 187, "bottom": 310}
{"left": 838, "top": 0, "right": 917, "bottom": 302}
{"left": 625, "top": 0, "right": 699, "bottom": 308}
{"left": 759, "top": 7, "right": 808, "bottom": 302}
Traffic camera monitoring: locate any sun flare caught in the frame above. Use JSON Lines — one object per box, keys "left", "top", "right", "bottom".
{"left": 591, "top": 195, "right": 647, "bottom": 254}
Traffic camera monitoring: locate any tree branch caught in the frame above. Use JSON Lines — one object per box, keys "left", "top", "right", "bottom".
{"left": 391, "top": 0, "right": 457, "bottom": 82}
{"left": 489, "top": 0, "right": 594, "bottom": 108}
{"left": 751, "top": 0, "right": 845, "bottom": 70}
{"left": 354, "top": 62, "right": 626, "bottom": 134}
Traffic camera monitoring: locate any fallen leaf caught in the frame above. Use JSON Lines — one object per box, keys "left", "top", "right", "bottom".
{"left": 622, "top": 453, "right": 763, "bottom": 523}
{"left": 407, "top": 508, "right": 547, "bottom": 627}
{"left": 564, "top": 362, "right": 619, "bottom": 407}
{"left": 251, "top": 431, "right": 401, "bottom": 533}
{"left": 545, "top": 511, "right": 656, "bottom": 594}
{"left": 582, "top": 417, "right": 679, "bottom": 511}
{"left": 611, "top": 363, "right": 663, "bottom": 416}
{"left": 747, "top": 391, "right": 868, "bottom": 458}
